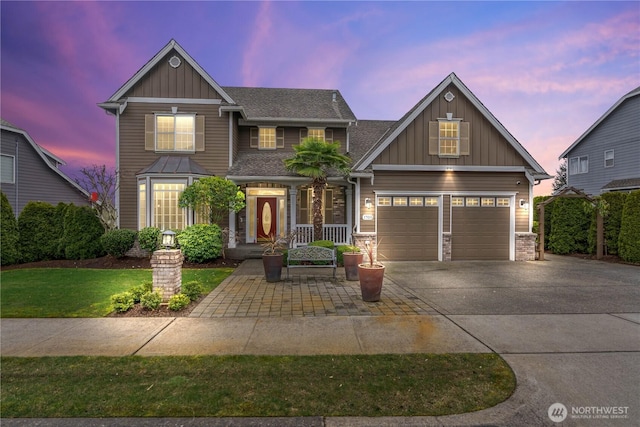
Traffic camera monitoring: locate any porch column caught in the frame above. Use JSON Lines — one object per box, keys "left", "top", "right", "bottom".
{"left": 228, "top": 208, "right": 236, "bottom": 248}
{"left": 289, "top": 185, "right": 297, "bottom": 234}
{"left": 346, "top": 187, "right": 353, "bottom": 244}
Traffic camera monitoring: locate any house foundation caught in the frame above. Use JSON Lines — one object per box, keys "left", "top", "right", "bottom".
{"left": 151, "top": 249, "right": 183, "bottom": 302}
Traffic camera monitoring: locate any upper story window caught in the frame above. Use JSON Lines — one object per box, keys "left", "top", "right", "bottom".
{"left": 569, "top": 155, "right": 588, "bottom": 175}
{"left": 250, "top": 127, "right": 284, "bottom": 150}
{"left": 300, "top": 128, "right": 333, "bottom": 143}
{"left": 1, "top": 154, "right": 15, "bottom": 183}
{"left": 429, "top": 119, "right": 470, "bottom": 158}
{"left": 604, "top": 150, "right": 614, "bottom": 168}
{"left": 145, "top": 113, "right": 204, "bottom": 153}
{"left": 156, "top": 114, "right": 195, "bottom": 152}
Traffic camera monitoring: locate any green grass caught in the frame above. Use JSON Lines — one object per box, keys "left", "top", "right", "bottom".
{"left": 0, "top": 354, "right": 515, "bottom": 417}
{"left": 0, "top": 268, "right": 233, "bottom": 318}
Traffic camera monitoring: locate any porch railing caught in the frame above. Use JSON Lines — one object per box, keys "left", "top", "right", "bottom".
{"left": 294, "top": 224, "right": 349, "bottom": 246}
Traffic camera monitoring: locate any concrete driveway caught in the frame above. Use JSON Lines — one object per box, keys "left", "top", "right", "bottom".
{"left": 382, "top": 254, "right": 640, "bottom": 426}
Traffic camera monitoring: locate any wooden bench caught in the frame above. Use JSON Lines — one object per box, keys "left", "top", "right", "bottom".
{"left": 286, "top": 246, "right": 337, "bottom": 279}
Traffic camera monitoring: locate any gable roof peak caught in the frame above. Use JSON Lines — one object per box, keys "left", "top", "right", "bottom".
{"left": 101, "top": 39, "right": 234, "bottom": 107}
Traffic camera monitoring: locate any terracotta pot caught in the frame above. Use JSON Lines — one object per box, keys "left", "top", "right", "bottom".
{"left": 357, "top": 264, "right": 385, "bottom": 302}
{"left": 343, "top": 252, "right": 363, "bottom": 281}
{"left": 262, "top": 253, "right": 284, "bottom": 282}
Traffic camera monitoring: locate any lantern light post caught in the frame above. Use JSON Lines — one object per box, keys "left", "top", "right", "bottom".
{"left": 161, "top": 230, "right": 176, "bottom": 250}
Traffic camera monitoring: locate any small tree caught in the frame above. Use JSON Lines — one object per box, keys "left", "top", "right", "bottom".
{"left": 1, "top": 192, "right": 20, "bottom": 265}
{"left": 75, "top": 164, "right": 118, "bottom": 231}
{"left": 552, "top": 160, "right": 567, "bottom": 193}
{"left": 618, "top": 190, "right": 640, "bottom": 263}
{"left": 284, "top": 138, "right": 351, "bottom": 241}
{"left": 178, "top": 176, "right": 245, "bottom": 225}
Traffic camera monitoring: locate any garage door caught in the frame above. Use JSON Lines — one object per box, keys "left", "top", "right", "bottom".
{"left": 451, "top": 196, "right": 510, "bottom": 260}
{"left": 377, "top": 196, "right": 439, "bottom": 261}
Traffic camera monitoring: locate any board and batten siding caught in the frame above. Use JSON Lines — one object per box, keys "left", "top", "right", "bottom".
{"left": 358, "top": 171, "right": 530, "bottom": 233}
{"left": 566, "top": 95, "right": 640, "bottom": 195}
{"left": 118, "top": 102, "right": 230, "bottom": 230}
{"left": 372, "top": 83, "right": 529, "bottom": 168}
{"left": 126, "top": 50, "right": 224, "bottom": 100}
{"left": 1, "top": 130, "right": 89, "bottom": 217}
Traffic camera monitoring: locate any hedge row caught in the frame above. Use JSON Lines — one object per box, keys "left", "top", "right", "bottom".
{"left": 534, "top": 190, "right": 639, "bottom": 262}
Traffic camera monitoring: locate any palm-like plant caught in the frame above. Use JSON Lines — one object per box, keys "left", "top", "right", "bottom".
{"left": 284, "top": 137, "right": 351, "bottom": 241}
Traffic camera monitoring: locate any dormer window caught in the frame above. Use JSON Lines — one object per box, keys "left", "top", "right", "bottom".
{"left": 250, "top": 127, "right": 284, "bottom": 150}
{"left": 300, "top": 128, "right": 333, "bottom": 142}
{"left": 308, "top": 128, "right": 325, "bottom": 140}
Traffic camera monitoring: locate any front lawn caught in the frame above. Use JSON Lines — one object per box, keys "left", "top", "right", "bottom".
{"left": 1, "top": 354, "right": 515, "bottom": 417}
{"left": 0, "top": 268, "right": 233, "bottom": 318}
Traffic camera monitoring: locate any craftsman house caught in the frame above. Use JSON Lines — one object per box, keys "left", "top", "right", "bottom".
{"left": 1, "top": 119, "right": 90, "bottom": 216}
{"left": 559, "top": 86, "right": 640, "bottom": 196}
{"left": 99, "top": 39, "right": 549, "bottom": 261}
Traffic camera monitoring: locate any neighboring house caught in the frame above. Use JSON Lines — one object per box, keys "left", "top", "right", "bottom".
{"left": 99, "top": 39, "right": 550, "bottom": 261}
{"left": 559, "top": 86, "right": 640, "bottom": 196}
{"left": 0, "top": 119, "right": 90, "bottom": 216}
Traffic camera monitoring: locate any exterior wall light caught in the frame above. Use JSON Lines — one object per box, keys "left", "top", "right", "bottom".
{"left": 519, "top": 199, "right": 529, "bottom": 210}
{"left": 365, "top": 198, "right": 372, "bottom": 209}
{"left": 162, "top": 230, "right": 176, "bottom": 250}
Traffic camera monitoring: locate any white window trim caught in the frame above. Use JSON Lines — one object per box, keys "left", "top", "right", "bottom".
{"left": 438, "top": 119, "right": 461, "bottom": 158}
{"left": 604, "top": 150, "right": 614, "bottom": 168}
{"left": 155, "top": 113, "right": 196, "bottom": 153}
{"left": 569, "top": 155, "right": 588, "bottom": 175}
{"left": 1, "top": 154, "right": 15, "bottom": 184}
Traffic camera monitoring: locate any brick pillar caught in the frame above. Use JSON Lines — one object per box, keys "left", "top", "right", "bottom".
{"left": 515, "top": 233, "right": 536, "bottom": 261}
{"left": 352, "top": 232, "right": 378, "bottom": 264}
{"left": 442, "top": 232, "right": 452, "bottom": 261}
{"left": 151, "top": 249, "right": 184, "bottom": 302}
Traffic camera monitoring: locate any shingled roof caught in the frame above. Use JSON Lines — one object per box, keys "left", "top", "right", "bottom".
{"left": 223, "top": 86, "right": 356, "bottom": 124}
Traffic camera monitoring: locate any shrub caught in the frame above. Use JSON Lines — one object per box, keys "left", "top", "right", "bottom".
{"left": 619, "top": 190, "right": 640, "bottom": 263}
{"left": 177, "top": 224, "right": 222, "bottom": 263}
{"left": 308, "top": 240, "right": 335, "bottom": 265}
{"left": 18, "top": 201, "right": 61, "bottom": 262}
{"left": 168, "top": 293, "right": 190, "bottom": 311}
{"left": 140, "top": 291, "right": 162, "bottom": 310}
{"left": 130, "top": 282, "right": 153, "bottom": 303}
{"left": 534, "top": 196, "right": 554, "bottom": 250}
{"left": 601, "top": 192, "right": 628, "bottom": 255}
{"left": 138, "top": 227, "right": 161, "bottom": 253}
{"left": 548, "top": 198, "right": 591, "bottom": 254}
{"left": 61, "top": 205, "right": 105, "bottom": 260}
{"left": 111, "top": 291, "right": 135, "bottom": 313}
{"left": 1, "top": 192, "right": 20, "bottom": 265}
{"left": 101, "top": 229, "right": 137, "bottom": 258}
{"left": 182, "top": 280, "right": 204, "bottom": 301}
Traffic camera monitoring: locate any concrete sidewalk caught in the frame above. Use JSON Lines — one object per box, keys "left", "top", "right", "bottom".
{"left": 2, "top": 256, "right": 639, "bottom": 426}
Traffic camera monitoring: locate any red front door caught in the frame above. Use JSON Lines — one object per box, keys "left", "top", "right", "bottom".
{"left": 257, "top": 197, "right": 277, "bottom": 240}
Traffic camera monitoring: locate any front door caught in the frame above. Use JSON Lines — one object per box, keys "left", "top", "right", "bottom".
{"left": 257, "top": 197, "right": 277, "bottom": 240}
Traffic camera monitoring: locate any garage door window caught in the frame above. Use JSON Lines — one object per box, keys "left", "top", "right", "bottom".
{"left": 452, "top": 197, "right": 464, "bottom": 206}
{"left": 393, "top": 197, "right": 408, "bottom": 206}
{"left": 497, "top": 198, "right": 510, "bottom": 207}
{"left": 377, "top": 197, "right": 391, "bottom": 206}
{"left": 409, "top": 197, "right": 423, "bottom": 206}
{"left": 481, "top": 197, "right": 495, "bottom": 207}
{"left": 465, "top": 197, "right": 480, "bottom": 207}
{"left": 425, "top": 197, "right": 439, "bottom": 206}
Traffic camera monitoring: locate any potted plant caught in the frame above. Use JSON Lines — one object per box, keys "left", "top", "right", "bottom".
{"left": 342, "top": 245, "right": 363, "bottom": 281}
{"left": 260, "top": 234, "right": 286, "bottom": 282}
{"left": 357, "top": 240, "right": 384, "bottom": 302}
{"left": 260, "top": 230, "right": 298, "bottom": 282}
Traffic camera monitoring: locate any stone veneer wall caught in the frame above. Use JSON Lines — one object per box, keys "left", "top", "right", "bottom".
{"left": 150, "top": 249, "right": 184, "bottom": 302}
{"left": 515, "top": 233, "right": 537, "bottom": 261}
{"left": 442, "top": 233, "right": 452, "bottom": 262}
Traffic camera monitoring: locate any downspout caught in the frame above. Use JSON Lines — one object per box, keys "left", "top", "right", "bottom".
{"left": 115, "top": 110, "right": 121, "bottom": 229}
{"left": 347, "top": 176, "right": 359, "bottom": 235}
{"left": 14, "top": 139, "right": 18, "bottom": 217}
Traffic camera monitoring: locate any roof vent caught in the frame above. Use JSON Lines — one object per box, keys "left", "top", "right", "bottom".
{"left": 168, "top": 56, "right": 182, "bottom": 68}
{"left": 332, "top": 91, "right": 337, "bottom": 102}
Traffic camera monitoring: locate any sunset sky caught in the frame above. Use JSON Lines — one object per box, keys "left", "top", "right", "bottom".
{"left": 1, "top": 1, "right": 638, "bottom": 196}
